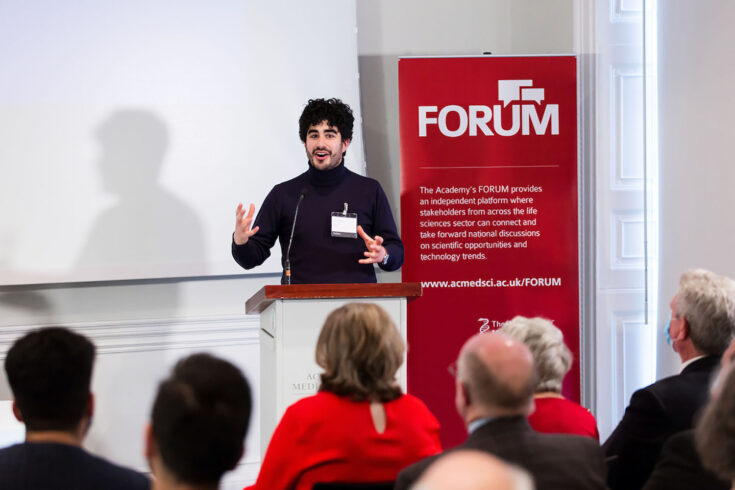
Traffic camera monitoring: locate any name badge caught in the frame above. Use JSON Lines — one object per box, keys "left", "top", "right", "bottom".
{"left": 331, "top": 203, "right": 357, "bottom": 238}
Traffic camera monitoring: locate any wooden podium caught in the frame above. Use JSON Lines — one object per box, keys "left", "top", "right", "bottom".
{"left": 246, "top": 283, "right": 421, "bottom": 454}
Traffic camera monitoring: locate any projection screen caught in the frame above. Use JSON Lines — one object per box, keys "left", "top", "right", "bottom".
{"left": 0, "top": 0, "right": 365, "bottom": 285}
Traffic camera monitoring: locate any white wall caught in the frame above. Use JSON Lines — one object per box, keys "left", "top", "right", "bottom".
{"left": 657, "top": 1, "right": 735, "bottom": 376}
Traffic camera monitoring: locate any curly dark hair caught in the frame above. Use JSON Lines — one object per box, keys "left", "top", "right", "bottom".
{"left": 298, "top": 98, "right": 354, "bottom": 143}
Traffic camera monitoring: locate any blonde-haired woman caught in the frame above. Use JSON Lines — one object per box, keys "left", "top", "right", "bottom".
{"left": 246, "top": 303, "right": 441, "bottom": 489}
{"left": 500, "top": 316, "right": 599, "bottom": 440}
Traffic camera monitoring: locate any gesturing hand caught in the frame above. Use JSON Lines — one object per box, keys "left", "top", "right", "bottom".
{"left": 234, "top": 203, "right": 260, "bottom": 245}
{"left": 357, "top": 225, "right": 386, "bottom": 264}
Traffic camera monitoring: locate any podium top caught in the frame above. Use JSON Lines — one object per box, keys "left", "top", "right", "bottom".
{"left": 245, "top": 282, "right": 422, "bottom": 314}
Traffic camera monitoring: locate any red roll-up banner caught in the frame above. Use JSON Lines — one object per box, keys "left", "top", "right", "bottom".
{"left": 399, "top": 55, "right": 579, "bottom": 446}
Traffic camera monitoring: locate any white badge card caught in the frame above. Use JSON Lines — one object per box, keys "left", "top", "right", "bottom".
{"left": 331, "top": 202, "right": 358, "bottom": 238}
{"left": 331, "top": 213, "right": 358, "bottom": 238}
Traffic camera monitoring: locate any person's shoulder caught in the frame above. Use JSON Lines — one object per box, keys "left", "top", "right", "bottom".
{"left": 528, "top": 433, "right": 607, "bottom": 489}
{"left": 82, "top": 451, "right": 150, "bottom": 489}
{"left": 388, "top": 394, "right": 439, "bottom": 422}
{"left": 558, "top": 397, "right": 596, "bottom": 417}
{"left": 650, "top": 356, "right": 719, "bottom": 384}
{"left": 644, "top": 361, "right": 715, "bottom": 400}
{"left": 0, "top": 444, "right": 30, "bottom": 486}
{"left": 395, "top": 453, "right": 441, "bottom": 490}
{"left": 0, "top": 441, "right": 80, "bottom": 462}
{"left": 530, "top": 431, "right": 604, "bottom": 463}
{"left": 343, "top": 167, "right": 382, "bottom": 188}
{"left": 617, "top": 381, "right": 671, "bottom": 418}
{"left": 645, "top": 429, "right": 730, "bottom": 490}
{"left": 392, "top": 393, "right": 432, "bottom": 410}
{"left": 536, "top": 396, "right": 587, "bottom": 410}
{"left": 683, "top": 355, "right": 720, "bottom": 374}
{"left": 661, "top": 429, "right": 697, "bottom": 453}
{"left": 533, "top": 397, "right": 597, "bottom": 430}
{"left": 0, "top": 442, "right": 23, "bottom": 463}
{"left": 0, "top": 444, "right": 149, "bottom": 490}
{"left": 626, "top": 371, "right": 686, "bottom": 403}
{"left": 540, "top": 430, "right": 602, "bottom": 448}
{"left": 0, "top": 442, "right": 22, "bottom": 454}
{"left": 270, "top": 171, "right": 309, "bottom": 193}
{"left": 257, "top": 173, "right": 309, "bottom": 214}
{"left": 286, "top": 391, "right": 346, "bottom": 414}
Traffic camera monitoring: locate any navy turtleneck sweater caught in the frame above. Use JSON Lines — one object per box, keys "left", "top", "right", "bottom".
{"left": 232, "top": 162, "right": 403, "bottom": 284}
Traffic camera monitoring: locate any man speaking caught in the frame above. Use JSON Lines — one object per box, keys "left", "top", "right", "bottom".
{"left": 231, "top": 98, "right": 403, "bottom": 284}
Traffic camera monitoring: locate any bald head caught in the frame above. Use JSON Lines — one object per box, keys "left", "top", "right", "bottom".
{"left": 456, "top": 332, "right": 536, "bottom": 415}
{"left": 411, "top": 450, "right": 535, "bottom": 490}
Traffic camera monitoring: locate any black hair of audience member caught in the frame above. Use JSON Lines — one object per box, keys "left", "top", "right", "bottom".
{"left": 151, "top": 353, "right": 252, "bottom": 485}
{"left": 298, "top": 98, "right": 354, "bottom": 144}
{"left": 5, "top": 327, "right": 95, "bottom": 432}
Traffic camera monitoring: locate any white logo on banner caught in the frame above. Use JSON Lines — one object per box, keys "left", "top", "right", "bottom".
{"left": 418, "top": 80, "right": 559, "bottom": 138}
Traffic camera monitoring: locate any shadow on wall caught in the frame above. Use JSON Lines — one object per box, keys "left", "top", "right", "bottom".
{"left": 358, "top": 55, "right": 397, "bottom": 213}
{"left": 75, "top": 109, "right": 206, "bottom": 307}
{"left": 0, "top": 291, "right": 54, "bottom": 318}
{"left": 72, "top": 110, "right": 208, "bottom": 463}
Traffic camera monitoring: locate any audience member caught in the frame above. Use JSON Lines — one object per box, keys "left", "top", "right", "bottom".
{"left": 642, "top": 429, "right": 729, "bottom": 490}
{"left": 410, "top": 450, "right": 534, "bottom": 490}
{"left": 603, "top": 268, "right": 735, "bottom": 490}
{"left": 642, "top": 336, "right": 735, "bottom": 490}
{"left": 696, "top": 361, "right": 735, "bottom": 489}
{"left": 145, "top": 353, "right": 252, "bottom": 490}
{"left": 247, "top": 303, "right": 441, "bottom": 489}
{"left": 0, "top": 327, "right": 150, "bottom": 489}
{"left": 643, "top": 340, "right": 735, "bottom": 490}
{"left": 500, "top": 316, "right": 599, "bottom": 439}
{"left": 395, "top": 332, "right": 606, "bottom": 490}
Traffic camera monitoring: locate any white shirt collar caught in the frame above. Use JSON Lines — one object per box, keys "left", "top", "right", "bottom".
{"left": 467, "top": 417, "right": 493, "bottom": 434}
{"left": 680, "top": 355, "right": 706, "bottom": 373}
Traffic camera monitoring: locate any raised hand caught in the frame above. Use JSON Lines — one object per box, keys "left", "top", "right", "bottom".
{"left": 357, "top": 225, "right": 386, "bottom": 264}
{"left": 234, "top": 203, "right": 260, "bottom": 245}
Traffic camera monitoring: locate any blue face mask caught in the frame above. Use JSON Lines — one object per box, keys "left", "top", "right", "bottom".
{"left": 664, "top": 311, "right": 672, "bottom": 346}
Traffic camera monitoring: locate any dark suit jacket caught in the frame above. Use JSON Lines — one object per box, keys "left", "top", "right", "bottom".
{"left": 642, "top": 429, "right": 729, "bottom": 490}
{"left": 394, "top": 415, "right": 607, "bottom": 490}
{"left": 603, "top": 355, "right": 720, "bottom": 490}
{"left": 0, "top": 441, "right": 150, "bottom": 490}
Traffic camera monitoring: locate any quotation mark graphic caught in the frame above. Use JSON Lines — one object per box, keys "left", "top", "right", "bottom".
{"left": 498, "top": 80, "right": 546, "bottom": 107}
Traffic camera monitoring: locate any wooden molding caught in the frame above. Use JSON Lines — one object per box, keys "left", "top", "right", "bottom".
{"left": 0, "top": 315, "right": 260, "bottom": 357}
{"left": 245, "top": 282, "right": 422, "bottom": 314}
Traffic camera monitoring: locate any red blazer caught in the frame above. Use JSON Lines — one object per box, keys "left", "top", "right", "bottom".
{"left": 528, "top": 396, "right": 599, "bottom": 440}
{"left": 246, "top": 391, "right": 441, "bottom": 490}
